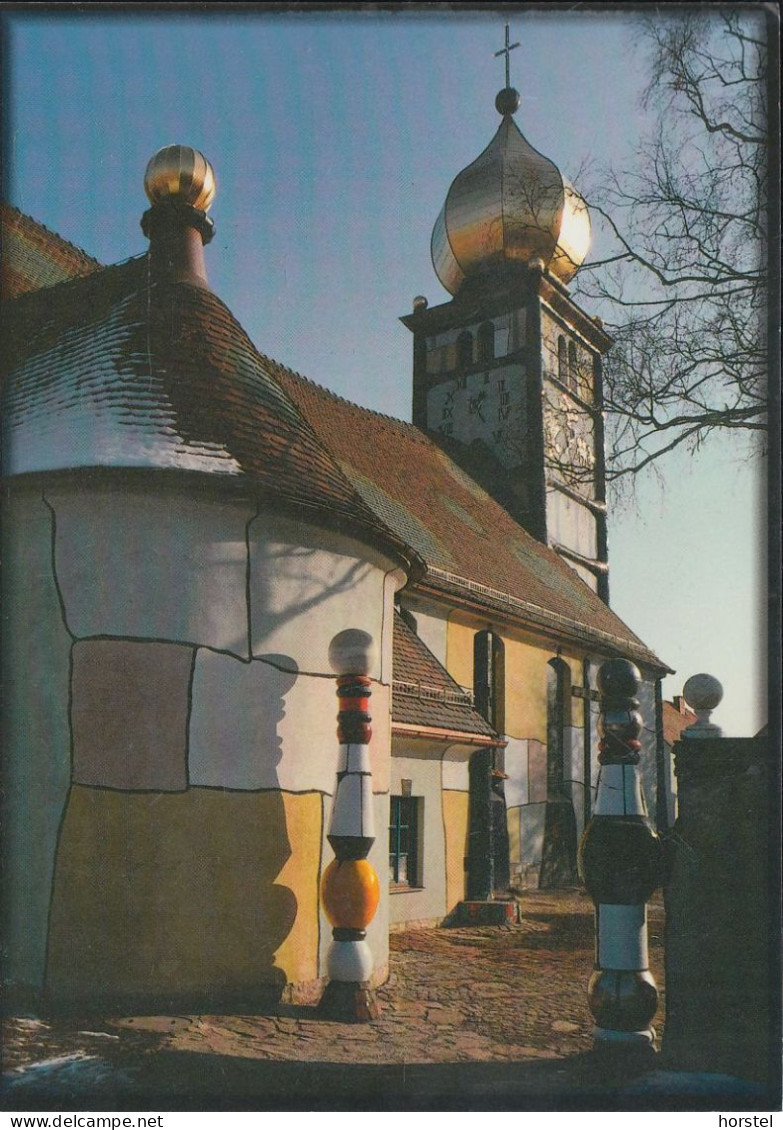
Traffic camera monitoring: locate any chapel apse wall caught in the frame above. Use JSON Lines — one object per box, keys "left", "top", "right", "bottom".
{"left": 1, "top": 477, "right": 400, "bottom": 1010}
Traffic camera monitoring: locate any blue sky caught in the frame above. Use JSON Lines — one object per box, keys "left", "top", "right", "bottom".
{"left": 3, "top": 8, "right": 768, "bottom": 735}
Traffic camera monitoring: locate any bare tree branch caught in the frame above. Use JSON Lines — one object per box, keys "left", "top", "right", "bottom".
{"left": 573, "top": 11, "right": 770, "bottom": 479}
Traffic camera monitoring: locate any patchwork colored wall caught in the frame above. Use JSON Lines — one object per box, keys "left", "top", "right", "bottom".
{"left": 444, "top": 609, "right": 606, "bottom": 887}
{"left": 2, "top": 479, "right": 400, "bottom": 1010}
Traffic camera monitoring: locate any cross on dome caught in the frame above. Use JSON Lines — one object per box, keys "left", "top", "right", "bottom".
{"left": 494, "top": 23, "right": 520, "bottom": 90}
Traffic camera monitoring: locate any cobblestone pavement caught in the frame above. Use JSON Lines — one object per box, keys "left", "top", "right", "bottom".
{"left": 2, "top": 890, "right": 671, "bottom": 1108}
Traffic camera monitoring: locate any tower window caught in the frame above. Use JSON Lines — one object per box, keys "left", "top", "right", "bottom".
{"left": 557, "top": 336, "right": 567, "bottom": 385}
{"left": 568, "top": 341, "right": 578, "bottom": 393}
{"left": 456, "top": 330, "right": 474, "bottom": 370}
{"left": 477, "top": 321, "right": 495, "bottom": 364}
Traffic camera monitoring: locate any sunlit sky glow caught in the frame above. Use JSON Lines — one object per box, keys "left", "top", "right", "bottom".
{"left": 3, "top": 7, "right": 768, "bottom": 735}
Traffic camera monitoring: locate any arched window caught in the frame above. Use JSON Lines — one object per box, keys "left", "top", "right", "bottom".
{"left": 557, "top": 336, "right": 567, "bottom": 385}
{"left": 567, "top": 341, "right": 578, "bottom": 393}
{"left": 477, "top": 321, "right": 495, "bottom": 365}
{"left": 471, "top": 629, "right": 509, "bottom": 898}
{"left": 456, "top": 330, "right": 473, "bottom": 371}
{"left": 473, "top": 629, "right": 505, "bottom": 734}
{"left": 540, "top": 656, "right": 578, "bottom": 889}
{"left": 546, "top": 657, "right": 571, "bottom": 798}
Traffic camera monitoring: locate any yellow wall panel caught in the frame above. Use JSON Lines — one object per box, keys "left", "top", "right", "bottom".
{"left": 274, "top": 792, "right": 323, "bottom": 984}
{"left": 46, "top": 787, "right": 322, "bottom": 1006}
{"left": 504, "top": 636, "right": 548, "bottom": 741}
{"left": 442, "top": 789, "right": 469, "bottom": 912}
{"left": 446, "top": 617, "right": 588, "bottom": 741}
{"left": 445, "top": 617, "right": 476, "bottom": 689}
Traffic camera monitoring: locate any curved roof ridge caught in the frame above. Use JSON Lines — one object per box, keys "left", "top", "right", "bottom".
{"left": 268, "top": 361, "right": 430, "bottom": 437}
{"left": 1, "top": 202, "right": 104, "bottom": 268}
{"left": 2, "top": 251, "right": 147, "bottom": 310}
{"left": 2, "top": 258, "right": 424, "bottom": 575}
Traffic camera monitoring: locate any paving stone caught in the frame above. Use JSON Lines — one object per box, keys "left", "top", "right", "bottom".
{"left": 3, "top": 890, "right": 668, "bottom": 1077}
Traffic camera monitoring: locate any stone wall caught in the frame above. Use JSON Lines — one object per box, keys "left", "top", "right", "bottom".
{"left": 662, "top": 736, "right": 777, "bottom": 1084}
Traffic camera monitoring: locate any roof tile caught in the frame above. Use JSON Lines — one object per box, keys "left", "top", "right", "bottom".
{"left": 273, "top": 367, "right": 665, "bottom": 668}
{"left": 392, "top": 613, "right": 496, "bottom": 737}
{"left": 1, "top": 203, "right": 102, "bottom": 298}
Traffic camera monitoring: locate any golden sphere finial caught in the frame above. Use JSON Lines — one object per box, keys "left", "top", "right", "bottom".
{"left": 144, "top": 145, "right": 216, "bottom": 212}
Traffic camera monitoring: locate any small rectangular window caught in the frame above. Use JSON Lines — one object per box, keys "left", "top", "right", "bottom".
{"left": 389, "top": 795, "right": 421, "bottom": 887}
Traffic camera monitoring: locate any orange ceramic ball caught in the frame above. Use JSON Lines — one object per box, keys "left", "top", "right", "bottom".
{"left": 321, "top": 859, "right": 380, "bottom": 929}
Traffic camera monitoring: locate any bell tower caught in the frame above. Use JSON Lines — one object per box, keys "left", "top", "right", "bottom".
{"left": 401, "top": 39, "right": 611, "bottom": 601}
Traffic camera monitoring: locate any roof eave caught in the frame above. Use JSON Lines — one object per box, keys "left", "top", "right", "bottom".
{"left": 391, "top": 722, "right": 505, "bottom": 747}
{"left": 412, "top": 573, "right": 672, "bottom": 676}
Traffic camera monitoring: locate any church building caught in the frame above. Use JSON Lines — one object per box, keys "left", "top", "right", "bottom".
{"left": 1, "top": 74, "right": 670, "bottom": 1013}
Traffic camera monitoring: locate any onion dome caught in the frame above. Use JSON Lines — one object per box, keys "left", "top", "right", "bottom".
{"left": 431, "top": 88, "right": 590, "bottom": 294}
{"left": 144, "top": 146, "right": 216, "bottom": 212}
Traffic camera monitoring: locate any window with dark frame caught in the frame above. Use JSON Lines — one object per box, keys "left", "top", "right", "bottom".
{"left": 456, "top": 329, "right": 474, "bottom": 371}
{"left": 568, "top": 340, "right": 578, "bottom": 393}
{"left": 389, "top": 795, "right": 420, "bottom": 887}
{"left": 557, "top": 335, "right": 567, "bottom": 385}
{"left": 477, "top": 321, "right": 495, "bottom": 364}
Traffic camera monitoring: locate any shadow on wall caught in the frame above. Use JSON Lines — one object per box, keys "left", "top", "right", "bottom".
{"left": 44, "top": 651, "right": 306, "bottom": 1015}
{"left": 45, "top": 789, "right": 297, "bottom": 1014}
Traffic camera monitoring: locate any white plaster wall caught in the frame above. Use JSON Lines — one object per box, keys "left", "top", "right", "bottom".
{"left": 35, "top": 480, "right": 401, "bottom": 999}
{"left": 567, "top": 720, "right": 588, "bottom": 843}
{"left": 189, "top": 652, "right": 392, "bottom": 796}
{"left": 520, "top": 802, "right": 547, "bottom": 867}
{"left": 567, "top": 724, "right": 585, "bottom": 787}
{"left": 382, "top": 569, "right": 408, "bottom": 685}
{"left": 388, "top": 750, "right": 447, "bottom": 924}
{"left": 400, "top": 600, "right": 449, "bottom": 669}
{"left": 503, "top": 737, "right": 529, "bottom": 808}
{"left": 249, "top": 513, "right": 396, "bottom": 682}
{"left": 441, "top": 748, "right": 471, "bottom": 792}
{"left": 547, "top": 490, "right": 598, "bottom": 561}
{"left": 48, "top": 486, "right": 254, "bottom": 657}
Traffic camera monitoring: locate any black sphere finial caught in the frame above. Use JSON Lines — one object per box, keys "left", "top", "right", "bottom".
{"left": 597, "top": 658, "right": 641, "bottom": 701}
{"left": 495, "top": 87, "right": 520, "bottom": 116}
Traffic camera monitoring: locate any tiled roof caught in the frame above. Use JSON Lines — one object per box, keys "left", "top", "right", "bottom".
{"left": 1, "top": 258, "right": 420, "bottom": 570}
{"left": 0, "top": 211, "right": 665, "bottom": 672}
{"left": 271, "top": 368, "right": 668, "bottom": 671}
{"left": 1, "top": 203, "right": 102, "bottom": 299}
{"left": 392, "top": 613, "right": 497, "bottom": 738}
{"left": 662, "top": 699, "right": 698, "bottom": 747}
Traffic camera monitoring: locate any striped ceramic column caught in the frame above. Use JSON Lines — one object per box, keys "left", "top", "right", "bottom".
{"left": 578, "top": 658, "right": 661, "bottom": 1051}
{"left": 318, "top": 629, "right": 381, "bottom": 1022}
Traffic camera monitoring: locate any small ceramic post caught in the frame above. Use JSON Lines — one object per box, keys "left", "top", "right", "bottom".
{"left": 318, "top": 629, "right": 380, "bottom": 1022}
{"left": 578, "top": 658, "right": 662, "bottom": 1053}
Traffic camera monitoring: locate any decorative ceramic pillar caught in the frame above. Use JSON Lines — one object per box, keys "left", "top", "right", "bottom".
{"left": 578, "top": 658, "right": 661, "bottom": 1053}
{"left": 682, "top": 673, "right": 724, "bottom": 738}
{"left": 318, "top": 629, "right": 381, "bottom": 1022}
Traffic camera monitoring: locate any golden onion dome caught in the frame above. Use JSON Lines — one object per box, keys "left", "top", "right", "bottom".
{"left": 431, "top": 90, "right": 590, "bottom": 294}
{"left": 144, "top": 145, "right": 216, "bottom": 212}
